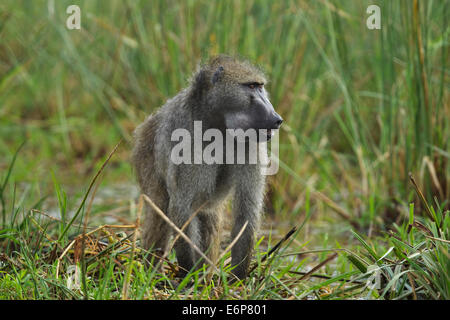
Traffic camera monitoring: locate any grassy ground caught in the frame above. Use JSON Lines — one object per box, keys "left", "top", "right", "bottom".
{"left": 0, "top": 0, "right": 448, "bottom": 299}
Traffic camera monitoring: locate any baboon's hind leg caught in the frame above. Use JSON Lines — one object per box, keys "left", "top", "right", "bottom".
{"left": 141, "top": 189, "right": 170, "bottom": 267}
{"left": 198, "top": 211, "right": 221, "bottom": 265}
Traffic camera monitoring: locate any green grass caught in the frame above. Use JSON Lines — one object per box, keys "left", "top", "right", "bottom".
{"left": 0, "top": 0, "right": 449, "bottom": 299}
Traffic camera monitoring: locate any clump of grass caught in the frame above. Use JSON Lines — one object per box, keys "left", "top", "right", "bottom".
{"left": 345, "top": 175, "right": 449, "bottom": 299}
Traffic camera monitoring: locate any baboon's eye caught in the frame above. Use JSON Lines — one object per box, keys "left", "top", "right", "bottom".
{"left": 246, "top": 83, "right": 263, "bottom": 90}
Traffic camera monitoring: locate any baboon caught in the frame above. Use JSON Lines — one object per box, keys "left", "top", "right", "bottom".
{"left": 132, "top": 55, "right": 283, "bottom": 280}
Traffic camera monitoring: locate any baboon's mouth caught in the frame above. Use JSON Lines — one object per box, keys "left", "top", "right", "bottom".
{"left": 266, "top": 129, "right": 274, "bottom": 141}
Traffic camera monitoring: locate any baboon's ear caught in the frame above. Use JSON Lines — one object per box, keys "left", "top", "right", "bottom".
{"left": 191, "top": 69, "right": 211, "bottom": 100}
{"left": 212, "top": 66, "right": 224, "bottom": 84}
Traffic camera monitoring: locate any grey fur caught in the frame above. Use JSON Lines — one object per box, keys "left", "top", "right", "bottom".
{"left": 131, "top": 55, "right": 282, "bottom": 279}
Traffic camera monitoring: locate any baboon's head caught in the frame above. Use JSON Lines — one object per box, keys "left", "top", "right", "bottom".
{"left": 191, "top": 55, "right": 283, "bottom": 140}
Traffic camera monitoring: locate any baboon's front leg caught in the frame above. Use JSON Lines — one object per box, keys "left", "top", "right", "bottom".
{"left": 231, "top": 166, "right": 265, "bottom": 280}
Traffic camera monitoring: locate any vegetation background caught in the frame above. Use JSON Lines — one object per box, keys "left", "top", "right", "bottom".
{"left": 0, "top": 0, "right": 448, "bottom": 299}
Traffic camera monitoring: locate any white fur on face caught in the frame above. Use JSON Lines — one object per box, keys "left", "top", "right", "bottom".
{"left": 225, "top": 111, "right": 252, "bottom": 130}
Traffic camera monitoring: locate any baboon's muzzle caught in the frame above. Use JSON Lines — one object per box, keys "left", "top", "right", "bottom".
{"left": 253, "top": 90, "right": 283, "bottom": 128}
{"left": 253, "top": 92, "right": 283, "bottom": 140}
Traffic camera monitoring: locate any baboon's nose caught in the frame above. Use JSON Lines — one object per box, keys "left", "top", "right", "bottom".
{"left": 275, "top": 118, "right": 283, "bottom": 128}
{"left": 271, "top": 113, "right": 283, "bottom": 129}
